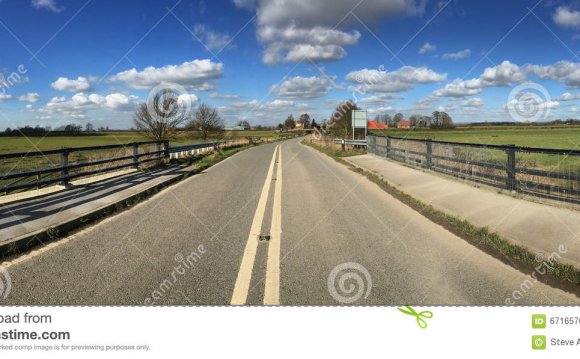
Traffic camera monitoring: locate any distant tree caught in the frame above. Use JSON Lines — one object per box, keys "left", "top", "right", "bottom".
{"left": 64, "top": 124, "right": 82, "bottom": 135}
{"left": 311, "top": 119, "right": 320, "bottom": 130}
{"left": 85, "top": 122, "right": 95, "bottom": 132}
{"left": 237, "top": 120, "right": 251, "bottom": 129}
{"left": 134, "top": 88, "right": 189, "bottom": 140}
{"left": 393, "top": 113, "right": 405, "bottom": 126}
{"left": 277, "top": 123, "right": 284, "bottom": 131}
{"left": 186, "top": 103, "right": 225, "bottom": 140}
{"left": 327, "top": 100, "right": 360, "bottom": 138}
{"left": 284, "top": 115, "right": 296, "bottom": 130}
{"left": 408, "top": 114, "right": 421, "bottom": 127}
{"left": 4, "top": 128, "right": 11, "bottom": 134}
{"left": 431, "top": 111, "right": 454, "bottom": 129}
{"left": 298, "top": 113, "right": 311, "bottom": 129}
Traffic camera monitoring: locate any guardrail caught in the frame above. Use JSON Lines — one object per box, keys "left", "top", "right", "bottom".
{"left": 367, "top": 135, "right": 580, "bottom": 204}
{"left": 310, "top": 138, "right": 367, "bottom": 151}
{"left": 0, "top": 141, "right": 169, "bottom": 195}
{"left": 0, "top": 138, "right": 271, "bottom": 196}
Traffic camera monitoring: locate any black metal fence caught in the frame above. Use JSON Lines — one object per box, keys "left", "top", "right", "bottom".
{"left": 367, "top": 135, "right": 580, "bottom": 204}
{"left": 0, "top": 141, "right": 168, "bottom": 195}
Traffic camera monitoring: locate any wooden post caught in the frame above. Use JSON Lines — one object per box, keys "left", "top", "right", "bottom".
{"left": 506, "top": 145, "right": 517, "bottom": 191}
{"left": 60, "top": 148, "right": 70, "bottom": 187}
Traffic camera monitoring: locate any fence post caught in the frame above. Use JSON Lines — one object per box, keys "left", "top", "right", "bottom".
{"left": 60, "top": 148, "right": 70, "bottom": 187}
{"left": 426, "top": 139, "right": 433, "bottom": 169}
{"left": 133, "top": 143, "right": 139, "bottom": 169}
{"left": 156, "top": 142, "right": 162, "bottom": 166}
{"left": 505, "top": 144, "right": 517, "bottom": 191}
{"left": 341, "top": 139, "right": 345, "bottom": 152}
{"left": 163, "top": 140, "right": 170, "bottom": 159}
{"left": 386, "top": 136, "right": 391, "bottom": 159}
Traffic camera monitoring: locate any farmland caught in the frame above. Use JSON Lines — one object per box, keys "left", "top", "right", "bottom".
{"left": 369, "top": 126, "right": 580, "bottom": 150}
{"left": 0, "top": 130, "right": 278, "bottom": 155}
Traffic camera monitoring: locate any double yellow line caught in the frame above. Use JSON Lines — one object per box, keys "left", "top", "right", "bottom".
{"left": 231, "top": 145, "right": 282, "bottom": 305}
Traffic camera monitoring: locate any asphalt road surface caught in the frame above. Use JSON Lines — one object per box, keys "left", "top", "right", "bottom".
{"left": 2, "top": 138, "right": 579, "bottom": 305}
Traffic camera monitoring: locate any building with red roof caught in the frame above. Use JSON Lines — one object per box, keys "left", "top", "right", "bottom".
{"left": 367, "top": 120, "right": 388, "bottom": 130}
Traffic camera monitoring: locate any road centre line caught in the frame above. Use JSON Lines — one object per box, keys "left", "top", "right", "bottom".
{"left": 264, "top": 146, "right": 282, "bottom": 305}
{"left": 230, "top": 145, "right": 279, "bottom": 305}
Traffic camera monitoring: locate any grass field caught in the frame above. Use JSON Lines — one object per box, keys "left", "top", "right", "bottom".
{"left": 0, "top": 130, "right": 277, "bottom": 154}
{"left": 370, "top": 126, "right": 580, "bottom": 150}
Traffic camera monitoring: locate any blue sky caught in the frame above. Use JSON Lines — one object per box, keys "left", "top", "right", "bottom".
{"left": 3, "top": 0, "right": 580, "bottom": 129}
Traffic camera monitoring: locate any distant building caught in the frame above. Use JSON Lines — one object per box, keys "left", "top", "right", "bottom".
{"left": 368, "top": 120, "right": 388, "bottom": 130}
{"left": 397, "top": 120, "right": 411, "bottom": 129}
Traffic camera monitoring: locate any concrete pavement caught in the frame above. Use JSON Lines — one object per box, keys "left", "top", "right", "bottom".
{"left": 0, "top": 138, "right": 578, "bottom": 305}
{"left": 346, "top": 153, "right": 580, "bottom": 269}
{"left": 0, "top": 166, "right": 193, "bottom": 255}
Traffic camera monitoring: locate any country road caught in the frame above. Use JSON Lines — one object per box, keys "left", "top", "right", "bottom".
{"left": 1, "top": 138, "right": 579, "bottom": 305}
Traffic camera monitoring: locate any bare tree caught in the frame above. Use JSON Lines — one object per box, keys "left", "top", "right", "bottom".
{"left": 186, "top": 103, "right": 225, "bottom": 140}
{"left": 134, "top": 89, "right": 189, "bottom": 140}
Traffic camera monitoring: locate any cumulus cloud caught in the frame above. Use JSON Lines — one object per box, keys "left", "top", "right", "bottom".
{"left": 270, "top": 75, "right": 334, "bottom": 99}
{"left": 238, "top": 0, "right": 425, "bottom": 64}
{"left": 462, "top": 97, "right": 484, "bottom": 108}
{"left": 442, "top": 49, "right": 471, "bottom": 60}
{"left": 525, "top": 61, "right": 580, "bottom": 88}
{"left": 51, "top": 76, "right": 93, "bottom": 92}
{"left": 110, "top": 59, "right": 224, "bottom": 90}
{"left": 18, "top": 93, "right": 40, "bottom": 103}
{"left": 434, "top": 79, "right": 482, "bottom": 97}
{"left": 346, "top": 66, "right": 447, "bottom": 93}
{"left": 34, "top": 92, "right": 140, "bottom": 120}
{"left": 434, "top": 61, "right": 525, "bottom": 97}
{"left": 419, "top": 42, "right": 436, "bottom": 54}
{"left": 553, "top": 6, "right": 580, "bottom": 28}
{"left": 31, "top": 0, "right": 64, "bottom": 13}
{"left": 193, "top": 24, "right": 234, "bottom": 52}
{"left": 0, "top": 94, "right": 13, "bottom": 101}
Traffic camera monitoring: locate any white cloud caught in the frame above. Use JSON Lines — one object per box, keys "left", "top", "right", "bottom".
{"left": 480, "top": 60, "right": 525, "bottom": 86}
{"left": 442, "top": 49, "right": 471, "bottom": 60}
{"left": 18, "top": 92, "right": 40, "bottom": 103}
{"left": 242, "top": 0, "right": 425, "bottom": 64}
{"left": 34, "top": 92, "right": 140, "bottom": 120}
{"left": 434, "top": 61, "right": 525, "bottom": 97}
{"left": 270, "top": 75, "right": 334, "bottom": 99}
{"left": 558, "top": 92, "right": 580, "bottom": 101}
{"left": 208, "top": 92, "right": 240, "bottom": 99}
{"left": 462, "top": 97, "right": 484, "bottom": 108}
{"left": 434, "top": 79, "right": 482, "bottom": 97}
{"left": 233, "top": 0, "right": 256, "bottom": 9}
{"left": 51, "top": 76, "right": 92, "bottom": 92}
{"left": 31, "top": 0, "right": 64, "bottom": 13}
{"left": 419, "top": 42, "right": 436, "bottom": 54}
{"left": 360, "top": 94, "right": 405, "bottom": 104}
{"left": 525, "top": 61, "right": 580, "bottom": 88}
{"left": 346, "top": 66, "right": 447, "bottom": 93}
{"left": 553, "top": 6, "right": 580, "bottom": 28}
{"left": 504, "top": 98, "right": 559, "bottom": 112}
{"left": 259, "top": 25, "right": 360, "bottom": 64}
{"left": 0, "top": 94, "right": 13, "bottom": 101}
{"left": 110, "top": 60, "right": 224, "bottom": 90}
{"left": 193, "top": 24, "right": 234, "bottom": 52}
{"left": 229, "top": 99, "right": 260, "bottom": 109}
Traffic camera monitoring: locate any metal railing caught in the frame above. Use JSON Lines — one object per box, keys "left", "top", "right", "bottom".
{"left": 1, "top": 141, "right": 169, "bottom": 195}
{"left": 367, "top": 135, "right": 580, "bottom": 204}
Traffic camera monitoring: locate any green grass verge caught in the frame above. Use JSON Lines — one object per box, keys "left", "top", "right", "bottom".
{"left": 304, "top": 140, "right": 580, "bottom": 287}
{"left": 369, "top": 126, "right": 580, "bottom": 149}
